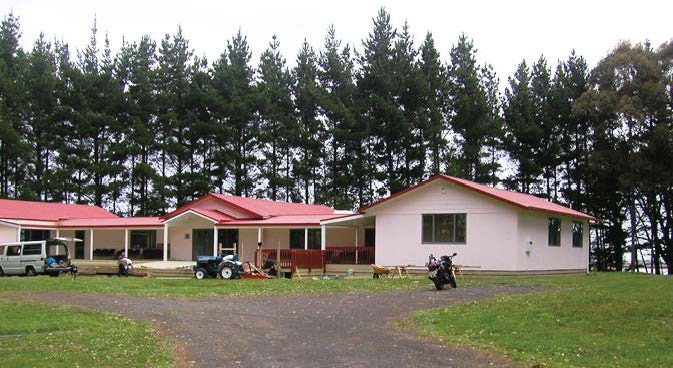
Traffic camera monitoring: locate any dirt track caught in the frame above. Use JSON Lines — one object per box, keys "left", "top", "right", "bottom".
{"left": 23, "top": 284, "right": 541, "bottom": 368}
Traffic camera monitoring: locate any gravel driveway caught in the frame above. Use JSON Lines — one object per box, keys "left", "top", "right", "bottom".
{"left": 23, "top": 284, "right": 541, "bottom": 368}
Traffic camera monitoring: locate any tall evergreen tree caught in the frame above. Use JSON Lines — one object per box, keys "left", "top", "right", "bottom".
{"left": 292, "top": 40, "right": 324, "bottom": 203}
{"left": 24, "top": 33, "right": 59, "bottom": 200}
{"left": 156, "top": 26, "right": 193, "bottom": 208}
{"left": 0, "top": 13, "right": 30, "bottom": 198}
{"left": 317, "top": 25, "right": 357, "bottom": 209}
{"left": 257, "top": 35, "right": 295, "bottom": 201}
{"left": 117, "top": 35, "right": 162, "bottom": 215}
{"left": 447, "top": 35, "right": 502, "bottom": 183}
{"left": 530, "top": 56, "right": 560, "bottom": 201}
{"left": 358, "top": 8, "right": 402, "bottom": 197}
{"left": 503, "top": 60, "right": 543, "bottom": 193}
{"left": 418, "top": 32, "right": 448, "bottom": 176}
{"left": 217, "top": 31, "right": 258, "bottom": 197}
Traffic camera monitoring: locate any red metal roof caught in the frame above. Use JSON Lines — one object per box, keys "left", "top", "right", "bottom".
{"left": 0, "top": 198, "right": 118, "bottom": 222}
{"left": 58, "top": 217, "right": 163, "bottom": 228}
{"left": 189, "top": 208, "right": 235, "bottom": 222}
{"left": 359, "top": 174, "right": 597, "bottom": 221}
{"left": 208, "top": 193, "right": 335, "bottom": 218}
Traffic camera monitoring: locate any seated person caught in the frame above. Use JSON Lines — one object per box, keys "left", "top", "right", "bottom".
{"left": 262, "top": 258, "right": 278, "bottom": 277}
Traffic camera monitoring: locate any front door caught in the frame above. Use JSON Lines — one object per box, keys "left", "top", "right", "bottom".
{"left": 192, "top": 229, "right": 213, "bottom": 260}
{"left": 75, "top": 230, "right": 85, "bottom": 259}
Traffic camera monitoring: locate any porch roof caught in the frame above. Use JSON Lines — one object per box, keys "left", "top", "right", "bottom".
{"left": 218, "top": 214, "right": 352, "bottom": 227}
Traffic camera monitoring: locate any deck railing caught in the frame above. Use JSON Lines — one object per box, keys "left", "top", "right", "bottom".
{"left": 325, "top": 246, "right": 375, "bottom": 265}
{"left": 255, "top": 249, "right": 324, "bottom": 271}
{"left": 254, "top": 246, "right": 375, "bottom": 273}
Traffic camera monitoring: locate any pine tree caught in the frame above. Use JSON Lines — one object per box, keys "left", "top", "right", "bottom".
{"left": 0, "top": 13, "right": 30, "bottom": 198}
{"left": 418, "top": 32, "right": 448, "bottom": 176}
{"left": 447, "top": 35, "right": 502, "bottom": 183}
{"left": 317, "top": 25, "right": 357, "bottom": 209}
{"left": 358, "top": 7, "right": 401, "bottom": 197}
{"left": 503, "top": 60, "right": 543, "bottom": 193}
{"left": 530, "top": 56, "right": 560, "bottom": 201}
{"left": 117, "top": 35, "right": 162, "bottom": 215}
{"left": 211, "top": 30, "right": 258, "bottom": 197}
{"left": 156, "top": 26, "right": 194, "bottom": 208}
{"left": 292, "top": 40, "right": 324, "bottom": 203}
{"left": 24, "top": 33, "right": 59, "bottom": 200}
{"left": 257, "top": 35, "right": 295, "bottom": 201}
{"left": 393, "top": 22, "right": 425, "bottom": 189}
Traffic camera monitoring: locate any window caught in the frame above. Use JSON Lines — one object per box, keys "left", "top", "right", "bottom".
{"left": 289, "top": 229, "right": 322, "bottom": 249}
{"left": 130, "top": 230, "right": 156, "bottom": 249}
{"left": 289, "top": 229, "right": 304, "bottom": 249}
{"left": 22, "top": 244, "right": 42, "bottom": 255}
{"left": 572, "top": 221, "right": 583, "bottom": 248}
{"left": 364, "top": 229, "right": 375, "bottom": 247}
{"left": 20, "top": 229, "right": 50, "bottom": 242}
{"left": 421, "top": 214, "right": 466, "bottom": 244}
{"left": 548, "top": 218, "right": 561, "bottom": 246}
{"left": 6, "top": 245, "right": 21, "bottom": 256}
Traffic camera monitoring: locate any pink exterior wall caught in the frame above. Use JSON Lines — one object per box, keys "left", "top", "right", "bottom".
{"left": 169, "top": 226, "right": 194, "bottom": 261}
{"left": 0, "top": 225, "right": 18, "bottom": 243}
{"left": 326, "top": 227, "right": 357, "bottom": 246}
{"left": 238, "top": 228, "right": 258, "bottom": 262}
{"left": 262, "top": 228, "right": 289, "bottom": 250}
{"left": 516, "top": 211, "right": 589, "bottom": 271}
{"left": 369, "top": 179, "right": 520, "bottom": 270}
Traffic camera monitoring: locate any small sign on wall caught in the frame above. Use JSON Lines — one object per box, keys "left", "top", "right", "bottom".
{"left": 185, "top": 233, "right": 190, "bottom": 240}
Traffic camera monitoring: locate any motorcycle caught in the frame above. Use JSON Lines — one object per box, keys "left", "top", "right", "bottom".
{"left": 427, "top": 253, "right": 458, "bottom": 290}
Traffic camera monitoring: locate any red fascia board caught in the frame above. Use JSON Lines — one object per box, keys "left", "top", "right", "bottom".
{"left": 57, "top": 224, "right": 162, "bottom": 229}
{"left": 217, "top": 222, "right": 322, "bottom": 227}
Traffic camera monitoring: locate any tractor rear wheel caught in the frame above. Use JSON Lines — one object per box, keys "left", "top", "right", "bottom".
{"left": 219, "top": 266, "right": 234, "bottom": 279}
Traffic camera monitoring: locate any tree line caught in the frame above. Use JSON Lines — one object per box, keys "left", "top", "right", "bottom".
{"left": 0, "top": 9, "right": 672, "bottom": 274}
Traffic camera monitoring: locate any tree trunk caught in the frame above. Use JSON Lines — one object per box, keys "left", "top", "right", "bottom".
{"left": 629, "top": 196, "right": 638, "bottom": 271}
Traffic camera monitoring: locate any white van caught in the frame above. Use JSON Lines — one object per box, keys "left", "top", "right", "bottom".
{"left": 0, "top": 239, "right": 78, "bottom": 277}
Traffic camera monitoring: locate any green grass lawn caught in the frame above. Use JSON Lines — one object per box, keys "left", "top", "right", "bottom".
{"left": 0, "top": 299, "right": 173, "bottom": 368}
{"left": 413, "top": 273, "right": 673, "bottom": 368}
{"left": 0, "top": 275, "right": 429, "bottom": 297}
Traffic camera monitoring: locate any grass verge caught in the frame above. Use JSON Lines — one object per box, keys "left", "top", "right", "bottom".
{"left": 413, "top": 273, "right": 673, "bottom": 368}
{"left": 0, "top": 299, "right": 174, "bottom": 368}
{"left": 0, "top": 275, "right": 430, "bottom": 297}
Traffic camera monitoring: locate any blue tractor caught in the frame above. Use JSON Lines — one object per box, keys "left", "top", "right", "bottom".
{"left": 193, "top": 254, "right": 243, "bottom": 280}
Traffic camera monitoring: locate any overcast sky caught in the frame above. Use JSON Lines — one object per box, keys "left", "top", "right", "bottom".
{"left": 3, "top": 0, "right": 672, "bottom": 86}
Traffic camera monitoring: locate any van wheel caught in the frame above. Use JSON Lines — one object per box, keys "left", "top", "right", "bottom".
{"left": 25, "top": 267, "right": 37, "bottom": 277}
{"left": 0, "top": 267, "right": 4, "bottom": 277}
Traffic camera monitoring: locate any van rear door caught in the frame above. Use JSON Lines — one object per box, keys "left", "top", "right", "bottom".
{"left": 21, "top": 243, "right": 45, "bottom": 274}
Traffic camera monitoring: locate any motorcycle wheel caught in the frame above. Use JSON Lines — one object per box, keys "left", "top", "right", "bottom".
{"left": 449, "top": 277, "right": 457, "bottom": 288}
{"left": 433, "top": 280, "right": 444, "bottom": 290}
{"left": 219, "top": 266, "right": 234, "bottom": 279}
